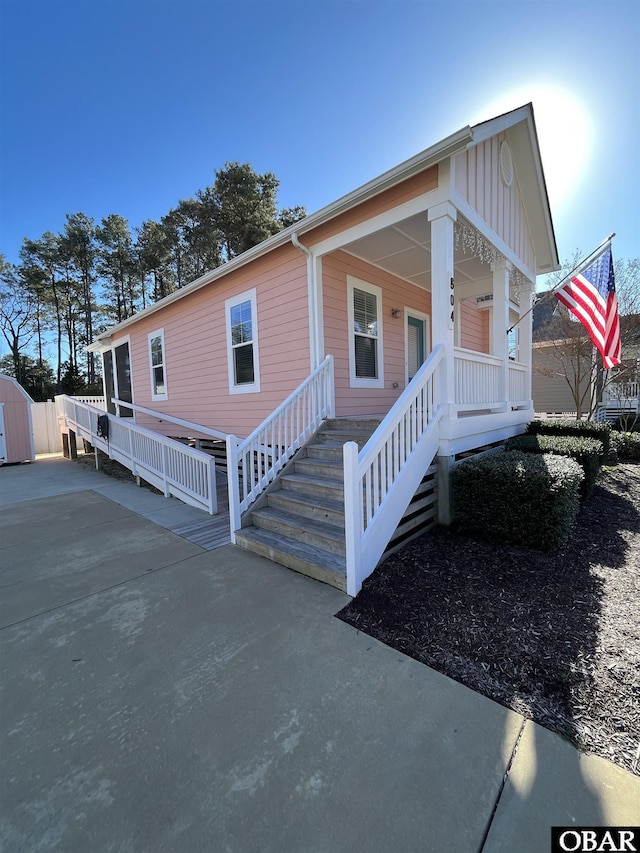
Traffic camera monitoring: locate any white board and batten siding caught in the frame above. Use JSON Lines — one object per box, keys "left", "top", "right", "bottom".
{"left": 453, "top": 132, "right": 535, "bottom": 273}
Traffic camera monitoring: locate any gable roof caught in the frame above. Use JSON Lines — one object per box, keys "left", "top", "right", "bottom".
{"left": 91, "top": 103, "right": 558, "bottom": 348}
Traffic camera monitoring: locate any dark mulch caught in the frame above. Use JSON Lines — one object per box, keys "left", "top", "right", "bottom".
{"left": 74, "top": 452, "right": 164, "bottom": 494}
{"left": 338, "top": 462, "right": 640, "bottom": 776}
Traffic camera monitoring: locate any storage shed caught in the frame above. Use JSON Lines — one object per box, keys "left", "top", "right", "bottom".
{"left": 0, "top": 375, "right": 36, "bottom": 465}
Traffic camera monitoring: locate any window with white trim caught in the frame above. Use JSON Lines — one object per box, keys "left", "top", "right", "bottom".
{"left": 225, "top": 288, "right": 260, "bottom": 394}
{"left": 148, "top": 329, "right": 167, "bottom": 400}
{"left": 347, "top": 277, "right": 384, "bottom": 388}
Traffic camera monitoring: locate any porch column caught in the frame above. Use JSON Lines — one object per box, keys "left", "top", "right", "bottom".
{"left": 518, "top": 277, "right": 535, "bottom": 409}
{"left": 491, "top": 259, "right": 510, "bottom": 411}
{"left": 428, "top": 202, "right": 457, "bottom": 418}
{"left": 429, "top": 202, "right": 456, "bottom": 527}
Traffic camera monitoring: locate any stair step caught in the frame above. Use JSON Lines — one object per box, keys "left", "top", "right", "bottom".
{"left": 280, "top": 472, "right": 344, "bottom": 500}
{"left": 293, "top": 456, "right": 343, "bottom": 478}
{"left": 322, "top": 418, "right": 382, "bottom": 432}
{"left": 267, "top": 489, "right": 345, "bottom": 527}
{"left": 304, "top": 443, "right": 344, "bottom": 461}
{"left": 234, "top": 527, "right": 346, "bottom": 591}
{"left": 251, "top": 506, "right": 345, "bottom": 555}
{"left": 316, "top": 429, "right": 376, "bottom": 446}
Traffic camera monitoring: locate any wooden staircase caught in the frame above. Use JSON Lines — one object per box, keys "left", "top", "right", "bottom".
{"left": 234, "top": 419, "right": 380, "bottom": 592}
{"left": 234, "top": 417, "right": 441, "bottom": 592}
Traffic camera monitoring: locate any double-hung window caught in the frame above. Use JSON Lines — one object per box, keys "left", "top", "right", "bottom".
{"left": 347, "top": 276, "right": 384, "bottom": 388}
{"left": 148, "top": 329, "right": 167, "bottom": 401}
{"left": 225, "top": 288, "right": 260, "bottom": 393}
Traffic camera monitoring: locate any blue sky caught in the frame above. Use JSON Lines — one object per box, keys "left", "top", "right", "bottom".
{"left": 1, "top": 0, "right": 639, "bottom": 281}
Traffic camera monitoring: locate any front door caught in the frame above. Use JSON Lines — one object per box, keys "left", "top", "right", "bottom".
{"left": 406, "top": 314, "right": 428, "bottom": 382}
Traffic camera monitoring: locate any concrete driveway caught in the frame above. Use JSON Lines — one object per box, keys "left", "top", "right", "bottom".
{"left": 1, "top": 457, "right": 638, "bottom": 852}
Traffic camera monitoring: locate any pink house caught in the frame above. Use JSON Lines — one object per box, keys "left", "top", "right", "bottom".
{"left": 87, "top": 103, "right": 559, "bottom": 594}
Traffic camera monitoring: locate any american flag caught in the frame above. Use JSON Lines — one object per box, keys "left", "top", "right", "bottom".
{"left": 554, "top": 243, "right": 621, "bottom": 369}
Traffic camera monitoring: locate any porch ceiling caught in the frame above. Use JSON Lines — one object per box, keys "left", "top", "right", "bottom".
{"left": 342, "top": 213, "right": 492, "bottom": 296}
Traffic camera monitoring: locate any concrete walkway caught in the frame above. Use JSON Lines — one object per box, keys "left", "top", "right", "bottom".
{"left": 1, "top": 456, "right": 638, "bottom": 852}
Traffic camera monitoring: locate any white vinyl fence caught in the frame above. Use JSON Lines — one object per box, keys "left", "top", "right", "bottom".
{"left": 31, "top": 401, "right": 61, "bottom": 453}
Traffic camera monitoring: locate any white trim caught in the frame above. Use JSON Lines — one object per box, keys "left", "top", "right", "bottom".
{"left": 225, "top": 288, "right": 261, "bottom": 395}
{"left": 0, "top": 403, "right": 6, "bottom": 464}
{"left": 404, "top": 308, "right": 431, "bottom": 385}
{"left": 309, "top": 187, "right": 448, "bottom": 258}
{"left": 347, "top": 276, "right": 384, "bottom": 389}
{"left": 111, "top": 335, "right": 135, "bottom": 418}
{"left": 147, "top": 328, "right": 168, "bottom": 401}
{"left": 313, "top": 255, "right": 325, "bottom": 364}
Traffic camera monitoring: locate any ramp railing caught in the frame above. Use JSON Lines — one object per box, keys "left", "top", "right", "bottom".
{"left": 56, "top": 395, "right": 217, "bottom": 514}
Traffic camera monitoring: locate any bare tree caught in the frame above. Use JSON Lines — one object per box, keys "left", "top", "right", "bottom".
{"left": 534, "top": 254, "right": 640, "bottom": 419}
{"left": 0, "top": 256, "right": 36, "bottom": 384}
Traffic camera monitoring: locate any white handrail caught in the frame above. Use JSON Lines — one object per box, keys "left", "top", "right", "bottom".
{"left": 57, "top": 395, "right": 217, "bottom": 514}
{"left": 344, "top": 344, "right": 444, "bottom": 596}
{"left": 111, "top": 397, "right": 228, "bottom": 441}
{"left": 227, "top": 355, "right": 335, "bottom": 540}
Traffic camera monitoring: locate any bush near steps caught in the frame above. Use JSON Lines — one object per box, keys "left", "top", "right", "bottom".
{"left": 452, "top": 450, "right": 583, "bottom": 552}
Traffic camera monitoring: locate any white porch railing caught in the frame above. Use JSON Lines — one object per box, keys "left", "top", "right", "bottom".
{"left": 73, "top": 396, "right": 107, "bottom": 410}
{"left": 603, "top": 380, "right": 640, "bottom": 404}
{"left": 226, "top": 355, "right": 335, "bottom": 540}
{"left": 454, "top": 347, "right": 503, "bottom": 409}
{"left": 508, "top": 361, "right": 528, "bottom": 404}
{"left": 343, "top": 344, "right": 444, "bottom": 596}
{"left": 57, "top": 395, "right": 217, "bottom": 514}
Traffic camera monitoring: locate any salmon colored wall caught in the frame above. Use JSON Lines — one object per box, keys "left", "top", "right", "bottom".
{"left": 0, "top": 377, "right": 34, "bottom": 462}
{"left": 453, "top": 133, "right": 535, "bottom": 270}
{"left": 459, "top": 300, "right": 490, "bottom": 352}
{"left": 322, "top": 252, "right": 433, "bottom": 417}
{"left": 125, "top": 243, "right": 311, "bottom": 438}
{"left": 306, "top": 167, "right": 438, "bottom": 248}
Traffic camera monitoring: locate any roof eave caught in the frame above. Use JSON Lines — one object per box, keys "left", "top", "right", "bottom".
{"left": 92, "top": 126, "right": 474, "bottom": 343}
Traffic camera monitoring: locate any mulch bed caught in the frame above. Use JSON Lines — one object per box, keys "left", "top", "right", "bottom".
{"left": 74, "top": 452, "right": 163, "bottom": 494}
{"left": 338, "top": 462, "right": 640, "bottom": 776}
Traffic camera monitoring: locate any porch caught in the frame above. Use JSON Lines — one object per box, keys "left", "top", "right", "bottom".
{"left": 597, "top": 379, "right": 640, "bottom": 424}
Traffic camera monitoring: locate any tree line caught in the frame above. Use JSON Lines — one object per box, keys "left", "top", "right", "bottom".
{"left": 0, "top": 162, "right": 306, "bottom": 399}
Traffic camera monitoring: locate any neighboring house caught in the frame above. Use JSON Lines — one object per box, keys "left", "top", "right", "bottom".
{"left": 85, "top": 103, "right": 559, "bottom": 595}
{"left": 533, "top": 295, "right": 640, "bottom": 419}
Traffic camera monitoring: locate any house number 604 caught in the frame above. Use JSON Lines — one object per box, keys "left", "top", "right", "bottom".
{"left": 450, "top": 277, "right": 455, "bottom": 324}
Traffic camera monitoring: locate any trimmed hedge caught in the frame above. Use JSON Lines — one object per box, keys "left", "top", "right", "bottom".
{"left": 611, "top": 415, "right": 640, "bottom": 434}
{"left": 504, "top": 433, "right": 603, "bottom": 498}
{"left": 452, "top": 450, "right": 583, "bottom": 551}
{"left": 526, "top": 418, "right": 611, "bottom": 457}
{"left": 610, "top": 431, "right": 640, "bottom": 461}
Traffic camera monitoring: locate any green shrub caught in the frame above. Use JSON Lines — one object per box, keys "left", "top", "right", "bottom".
{"left": 504, "top": 433, "right": 603, "bottom": 498}
{"left": 610, "top": 430, "right": 640, "bottom": 461}
{"left": 526, "top": 418, "right": 611, "bottom": 457}
{"left": 452, "top": 450, "right": 583, "bottom": 551}
{"left": 611, "top": 414, "right": 640, "bottom": 434}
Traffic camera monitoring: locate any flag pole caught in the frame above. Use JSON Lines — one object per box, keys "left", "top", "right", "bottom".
{"left": 547, "top": 232, "right": 615, "bottom": 297}
{"left": 506, "top": 233, "right": 616, "bottom": 335}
